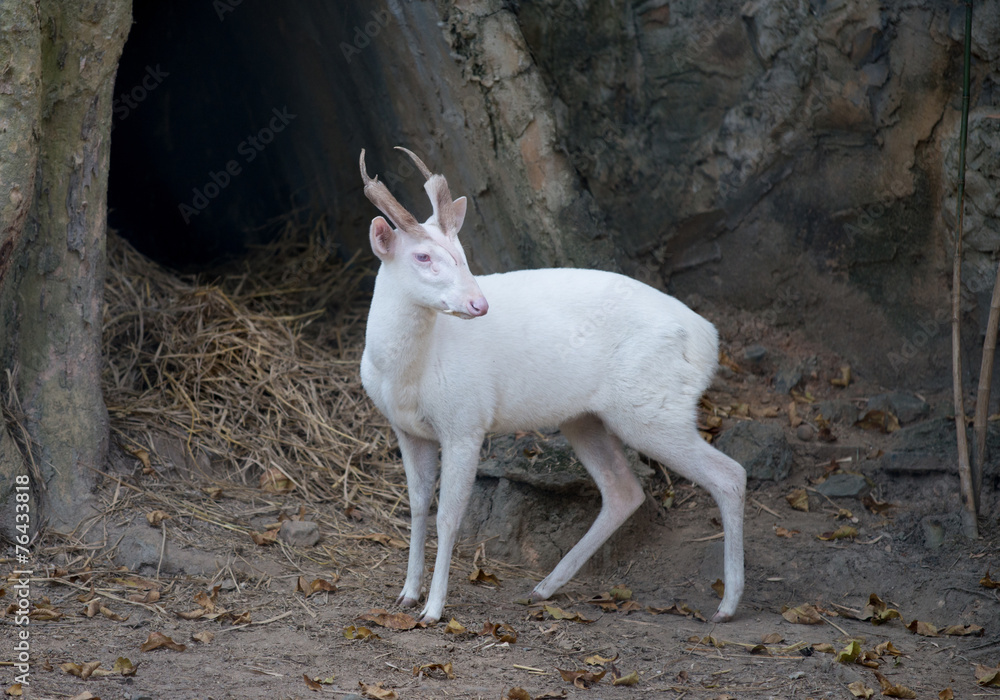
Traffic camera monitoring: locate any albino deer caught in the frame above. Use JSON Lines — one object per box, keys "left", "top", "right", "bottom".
{"left": 359, "top": 148, "right": 746, "bottom": 624}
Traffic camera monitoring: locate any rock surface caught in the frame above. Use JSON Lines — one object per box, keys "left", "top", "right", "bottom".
{"left": 714, "top": 421, "right": 793, "bottom": 481}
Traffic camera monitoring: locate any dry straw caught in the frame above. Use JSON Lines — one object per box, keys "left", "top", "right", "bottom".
{"left": 102, "top": 221, "right": 405, "bottom": 518}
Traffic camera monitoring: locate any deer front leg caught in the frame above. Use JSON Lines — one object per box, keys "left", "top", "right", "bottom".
{"left": 419, "top": 435, "right": 482, "bottom": 624}
{"left": 395, "top": 430, "right": 440, "bottom": 607}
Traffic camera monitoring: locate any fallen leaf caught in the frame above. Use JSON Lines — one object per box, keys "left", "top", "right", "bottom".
{"left": 534, "top": 691, "right": 568, "bottom": 699}
{"left": 646, "top": 603, "right": 706, "bottom": 620}
{"left": 359, "top": 608, "right": 419, "bottom": 630}
{"left": 250, "top": 529, "right": 279, "bottom": 546}
{"left": 146, "top": 510, "right": 171, "bottom": 526}
{"left": 126, "top": 446, "right": 152, "bottom": 470}
{"left": 711, "top": 578, "right": 725, "bottom": 599}
{"left": 829, "top": 365, "right": 852, "bottom": 387}
{"left": 836, "top": 640, "right": 862, "bottom": 664}
{"left": 140, "top": 631, "right": 186, "bottom": 652}
{"left": 619, "top": 599, "right": 642, "bottom": 613}
{"left": 583, "top": 653, "right": 618, "bottom": 665}
{"left": 112, "top": 656, "right": 137, "bottom": 676}
{"left": 786, "top": 488, "right": 809, "bottom": 512}
{"left": 874, "top": 640, "right": 903, "bottom": 657}
{"left": 128, "top": 590, "right": 160, "bottom": 604}
{"left": 817, "top": 525, "right": 859, "bottom": 541}
{"left": 358, "top": 681, "right": 399, "bottom": 700}
{"left": 544, "top": 605, "right": 593, "bottom": 623}
{"left": 855, "top": 410, "right": 900, "bottom": 433}
{"left": 343, "top": 625, "right": 380, "bottom": 640}
{"left": 232, "top": 611, "right": 251, "bottom": 625}
{"left": 942, "top": 624, "right": 984, "bottom": 636}
{"left": 59, "top": 661, "right": 104, "bottom": 679}
{"left": 504, "top": 689, "right": 533, "bottom": 700}
{"left": 860, "top": 594, "right": 901, "bottom": 625}
{"left": 479, "top": 620, "right": 518, "bottom": 643}
{"left": 202, "top": 487, "right": 223, "bottom": 499}
{"left": 28, "top": 607, "right": 62, "bottom": 621}
{"left": 976, "top": 664, "right": 1000, "bottom": 686}
{"left": 100, "top": 605, "right": 128, "bottom": 622}
{"left": 297, "top": 576, "right": 337, "bottom": 597}
{"left": 781, "top": 603, "right": 823, "bottom": 625}
{"left": 813, "top": 642, "right": 836, "bottom": 653}
{"left": 848, "top": 680, "right": 874, "bottom": 698}
{"left": 444, "top": 618, "right": 468, "bottom": 635}
{"left": 192, "top": 631, "right": 214, "bottom": 644}
{"left": 938, "top": 689, "right": 954, "bottom": 700}
{"left": 259, "top": 467, "right": 294, "bottom": 494}
{"left": 861, "top": 495, "right": 894, "bottom": 514}
{"left": 413, "top": 662, "right": 455, "bottom": 680}
{"left": 4, "top": 683, "right": 22, "bottom": 697}
{"left": 749, "top": 644, "right": 771, "bottom": 655}
{"left": 874, "top": 671, "right": 916, "bottom": 698}
{"left": 558, "top": 668, "right": 605, "bottom": 689}
{"left": 609, "top": 585, "right": 632, "bottom": 601}
{"left": 359, "top": 533, "right": 408, "bottom": 549}
{"left": 468, "top": 567, "right": 501, "bottom": 586}
{"left": 303, "top": 674, "right": 323, "bottom": 691}
{"left": 905, "top": 619, "right": 939, "bottom": 637}
{"left": 586, "top": 593, "right": 618, "bottom": 611}
{"left": 788, "top": 401, "right": 803, "bottom": 428}
{"left": 761, "top": 632, "right": 784, "bottom": 644}
{"left": 981, "top": 570, "right": 1000, "bottom": 589}
{"left": 83, "top": 598, "right": 101, "bottom": 618}
{"left": 774, "top": 526, "right": 800, "bottom": 538}
{"left": 612, "top": 670, "right": 640, "bottom": 686}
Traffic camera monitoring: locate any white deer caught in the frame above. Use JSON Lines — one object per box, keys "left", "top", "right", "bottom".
{"left": 359, "top": 148, "right": 746, "bottom": 624}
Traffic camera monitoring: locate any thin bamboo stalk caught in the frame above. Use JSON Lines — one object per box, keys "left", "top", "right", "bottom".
{"left": 951, "top": 0, "right": 977, "bottom": 538}
{"left": 973, "top": 260, "right": 998, "bottom": 513}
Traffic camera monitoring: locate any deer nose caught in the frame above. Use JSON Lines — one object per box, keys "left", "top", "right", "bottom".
{"left": 467, "top": 296, "right": 489, "bottom": 317}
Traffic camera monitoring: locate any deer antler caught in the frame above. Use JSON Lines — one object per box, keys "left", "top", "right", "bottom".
{"left": 359, "top": 149, "right": 423, "bottom": 236}
{"left": 395, "top": 147, "right": 461, "bottom": 237}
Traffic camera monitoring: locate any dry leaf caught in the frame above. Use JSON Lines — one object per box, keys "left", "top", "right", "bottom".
{"left": 836, "top": 640, "right": 861, "bottom": 664}
{"left": 587, "top": 593, "right": 618, "bottom": 611}
{"left": 100, "top": 605, "right": 128, "bottom": 622}
{"left": 297, "top": 576, "right": 337, "bottom": 597}
{"left": 543, "top": 605, "right": 593, "bottom": 623}
{"left": 830, "top": 365, "right": 852, "bottom": 387}
{"left": 5, "top": 684, "right": 22, "bottom": 697}
{"left": 874, "top": 640, "right": 903, "bottom": 657}
{"left": 786, "top": 488, "right": 809, "bottom": 512}
{"left": 232, "top": 611, "right": 251, "bottom": 625}
{"left": 259, "top": 467, "right": 294, "bottom": 493}
{"left": 612, "top": 670, "right": 640, "bottom": 686}
{"left": 981, "top": 570, "right": 1000, "bottom": 589}
{"left": 443, "top": 618, "right": 468, "bottom": 635}
{"left": 192, "top": 631, "right": 214, "bottom": 644}
{"left": 813, "top": 642, "right": 836, "bottom": 653}
{"left": 558, "top": 668, "right": 605, "bottom": 689}
{"left": 67, "top": 693, "right": 99, "bottom": 700}
{"left": 59, "top": 661, "right": 103, "bottom": 679}
{"left": 817, "top": 525, "right": 858, "bottom": 541}
{"left": 847, "top": 680, "right": 874, "bottom": 698}
{"left": 942, "top": 624, "right": 984, "bottom": 636}
{"left": 939, "top": 688, "right": 954, "bottom": 700}
{"left": 359, "top": 532, "right": 408, "bottom": 549}
{"left": 761, "top": 632, "right": 784, "bottom": 644}
{"left": 905, "top": 619, "right": 939, "bottom": 637}
{"left": 358, "top": 608, "right": 419, "bottom": 630}
{"left": 83, "top": 599, "right": 101, "bottom": 618}
{"left": 975, "top": 664, "right": 1000, "bottom": 686}
{"left": 127, "top": 446, "right": 152, "bottom": 470}
{"left": 646, "top": 603, "right": 705, "bottom": 620}
{"left": 343, "top": 625, "right": 380, "bottom": 640}
{"left": 534, "top": 691, "right": 568, "bottom": 700}
{"left": 774, "top": 526, "right": 799, "bottom": 538}
{"left": 303, "top": 674, "right": 323, "bottom": 691}
{"left": 619, "top": 600, "right": 642, "bottom": 613}
{"left": 711, "top": 578, "right": 725, "bottom": 599}
{"left": 112, "top": 656, "right": 137, "bottom": 676}
{"left": 468, "top": 567, "right": 501, "bottom": 586}
{"left": 781, "top": 603, "right": 823, "bottom": 625}
{"left": 749, "top": 644, "right": 771, "bottom": 655}
{"left": 146, "top": 510, "right": 171, "bottom": 526}
{"left": 860, "top": 594, "right": 901, "bottom": 625}
{"left": 413, "top": 662, "right": 455, "bottom": 680}
{"left": 862, "top": 495, "right": 894, "bottom": 514}
{"left": 479, "top": 620, "right": 518, "bottom": 643}
{"left": 358, "top": 681, "right": 399, "bottom": 700}
{"left": 855, "top": 410, "right": 900, "bottom": 433}
{"left": 504, "top": 689, "right": 533, "bottom": 700}
{"left": 140, "top": 631, "right": 186, "bottom": 652}
{"left": 250, "top": 529, "right": 279, "bottom": 546}
{"left": 788, "top": 401, "right": 803, "bottom": 428}
{"left": 874, "top": 671, "right": 916, "bottom": 698}
{"left": 202, "top": 487, "right": 223, "bottom": 499}
{"left": 609, "top": 585, "right": 632, "bottom": 601}
{"left": 583, "top": 653, "right": 618, "bottom": 665}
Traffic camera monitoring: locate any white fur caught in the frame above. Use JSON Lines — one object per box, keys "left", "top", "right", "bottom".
{"left": 360, "top": 171, "right": 746, "bottom": 625}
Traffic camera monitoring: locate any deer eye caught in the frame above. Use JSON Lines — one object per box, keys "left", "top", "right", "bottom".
{"left": 414, "top": 253, "right": 431, "bottom": 263}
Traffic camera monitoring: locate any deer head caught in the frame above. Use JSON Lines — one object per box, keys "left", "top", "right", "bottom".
{"left": 360, "top": 148, "right": 487, "bottom": 319}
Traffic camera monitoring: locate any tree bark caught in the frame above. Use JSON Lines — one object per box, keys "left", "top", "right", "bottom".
{"left": 0, "top": 0, "right": 131, "bottom": 537}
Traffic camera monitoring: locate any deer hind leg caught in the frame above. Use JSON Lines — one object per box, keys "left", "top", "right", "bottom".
{"left": 530, "top": 413, "right": 645, "bottom": 602}
{"left": 621, "top": 423, "right": 746, "bottom": 622}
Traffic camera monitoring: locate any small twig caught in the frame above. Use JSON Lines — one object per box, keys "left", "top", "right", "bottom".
{"left": 750, "top": 498, "right": 781, "bottom": 518}
{"left": 819, "top": 613, "right": 852, "bottom": 638}
{"left": 156, "top": 522, "right": 167, "bottom": 579}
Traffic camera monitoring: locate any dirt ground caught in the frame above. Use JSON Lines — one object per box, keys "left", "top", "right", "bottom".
{"left": 6, "top": 300, "right": 1000, "bottom": 700}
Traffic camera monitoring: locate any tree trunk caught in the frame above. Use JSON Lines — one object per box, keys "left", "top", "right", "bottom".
{"left": 0, "top": 0, "right": 131, "bottom": 538}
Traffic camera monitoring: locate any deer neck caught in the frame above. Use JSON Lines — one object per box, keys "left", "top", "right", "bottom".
{"left": 363, "top": 265, "right": 438, "bottom": 386}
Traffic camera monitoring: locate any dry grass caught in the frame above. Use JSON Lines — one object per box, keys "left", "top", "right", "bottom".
{"left": 101, "top": 221, "right": 406, "bottom": 522}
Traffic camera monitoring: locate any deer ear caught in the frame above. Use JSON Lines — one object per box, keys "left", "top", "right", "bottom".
{"left": 369, "top": 216, "right": 395, "bottom": 260}
{"left": 448, "top": 196, "right": 467, "bottom": 237}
